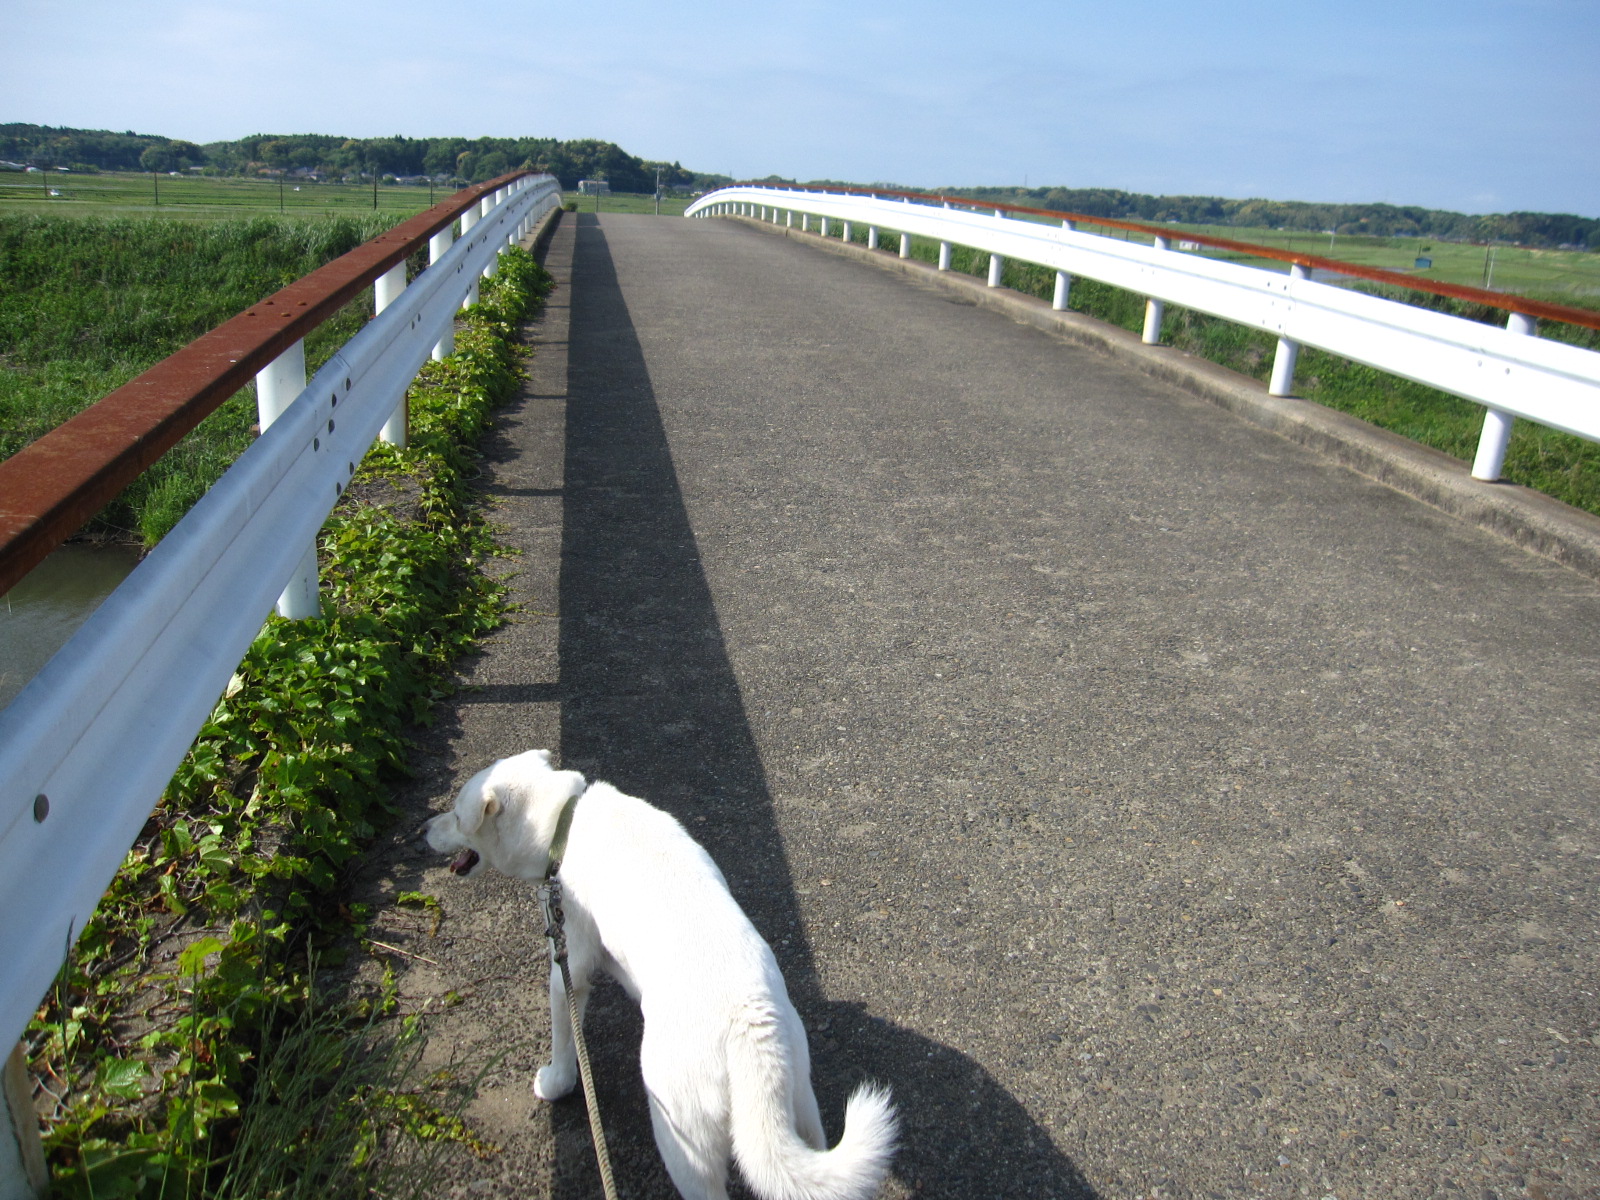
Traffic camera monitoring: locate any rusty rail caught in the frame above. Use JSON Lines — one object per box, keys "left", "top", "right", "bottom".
{"left": 0, "top": 169, "right": 542, "bottom": 596}
{"left": 741, "top": 182, "right": 1600, "bottom": 334}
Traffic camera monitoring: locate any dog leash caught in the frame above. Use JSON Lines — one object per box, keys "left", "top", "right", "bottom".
{"left": 539, "top": 790, "right": 622, "bottom": 1200}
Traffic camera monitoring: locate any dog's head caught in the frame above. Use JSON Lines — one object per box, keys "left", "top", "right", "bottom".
{"left": 423, "top": 749, "right": 587, "bottom": 881}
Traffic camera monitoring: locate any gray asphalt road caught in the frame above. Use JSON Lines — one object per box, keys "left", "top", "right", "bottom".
{"left": 357, "top": 211, "right": 1599, "bottom": 1200}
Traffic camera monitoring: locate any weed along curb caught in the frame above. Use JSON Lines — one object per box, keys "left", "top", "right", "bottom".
{"left": 27, "top": 246, "right": 555, "bottom": 1198}
{"left": 728, "top": 216, "right": 1600, "bottom": 583}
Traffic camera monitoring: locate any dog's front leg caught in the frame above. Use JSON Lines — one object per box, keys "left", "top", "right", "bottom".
{"left": 535, "top": 945, "right": 587, "bottom": 1101}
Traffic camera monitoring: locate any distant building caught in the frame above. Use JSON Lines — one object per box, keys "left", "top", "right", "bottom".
{"left": 577, "top": 179, "right": 611, "bottom": 196}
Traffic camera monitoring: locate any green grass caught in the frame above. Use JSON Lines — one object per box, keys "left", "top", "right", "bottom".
{"left": 0, "top": 171, "right": 452, "bottom": 222}
{"left": 1168, "top": 222, "right": 1600, "bottom": 297}
{"left": 573, "top": 189, "right": 691, "bottom": 216}
{"left": 0, "top": 212, "right": 422, "bottom": 543}
{"left": 982, "top": 205, "right": 1600, "bottom": 297}
{"left": 814, "top": 217, "right": 1600, "bottom": 520}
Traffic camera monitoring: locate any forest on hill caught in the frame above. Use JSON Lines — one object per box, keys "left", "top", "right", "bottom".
{"left": 0, "top": 122, "right": 729, "bottom": 192}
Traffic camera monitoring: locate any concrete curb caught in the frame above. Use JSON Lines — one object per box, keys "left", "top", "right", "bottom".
{"left": 723, "top": 215, "right": 1600, "bottom": 582}
{"left": 520, "top": 201, "right": 564, "bottom": 259}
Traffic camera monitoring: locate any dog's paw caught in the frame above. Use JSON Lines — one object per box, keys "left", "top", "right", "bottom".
{"left": 535, "top": 1064, "right": 578, "bottom": 1101}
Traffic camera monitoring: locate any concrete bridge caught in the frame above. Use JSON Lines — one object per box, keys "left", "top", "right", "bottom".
{"left": 352, "top": 211, "right": 1599, "bottom": 1200}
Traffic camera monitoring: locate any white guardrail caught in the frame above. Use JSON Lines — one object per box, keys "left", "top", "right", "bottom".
{"left": 0, "top": 175, "right": 560, "bottom": 1055}
{"left": 688, "top": 187, "right": 1600, "bottom": 480}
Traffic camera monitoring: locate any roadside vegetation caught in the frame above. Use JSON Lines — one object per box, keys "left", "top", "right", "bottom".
{"left": 0, "top": 212, "right": 416, "bottom": 543}
{"left": 28, "top": 247, "right": 553, "bottom": 1199}
{"left": 830, "top": 223, "right": 1600, "bottom": 519}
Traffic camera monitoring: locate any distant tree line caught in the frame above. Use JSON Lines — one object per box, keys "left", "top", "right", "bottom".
{"left": 945, "top": 185, "right": 1600, "bottom": 251}
{"left": 0, "top": 123, "right": 729, "bottom": 192}
{"left": 7, "top": 124, "right": 1588, "bottom": 248}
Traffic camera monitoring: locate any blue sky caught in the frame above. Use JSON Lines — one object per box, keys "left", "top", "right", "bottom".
{"left": 6, "top": 0, "right": 1596, "bottom": 215}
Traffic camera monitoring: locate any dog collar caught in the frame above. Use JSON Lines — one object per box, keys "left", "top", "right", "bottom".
{"left": 544, "top": 789, "right": 583, "bottom": 881}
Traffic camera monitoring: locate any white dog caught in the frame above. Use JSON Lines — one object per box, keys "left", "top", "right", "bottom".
{"left": 424, "top": 749, "right": 897, "bottom": 1200}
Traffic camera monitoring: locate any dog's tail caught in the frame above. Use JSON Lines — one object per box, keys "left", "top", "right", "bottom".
{"left": 727, "top": 1002, "right": 897, "bottom": 1200}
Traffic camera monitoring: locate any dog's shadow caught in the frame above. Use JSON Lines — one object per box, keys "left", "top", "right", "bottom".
{"left": 533, "top": 215, "right": 1097, "bottom": 1199}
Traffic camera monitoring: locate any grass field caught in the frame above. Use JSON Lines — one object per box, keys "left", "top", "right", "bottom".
{"left": 0, "top": 170, "right": 456, "bottom": 221}
{"left": 568, "top": 188, "right": 693, "bottom": 216}
{"left": 1170, "top": 221, "right": 1600, "bottom": 297}
{"left": 0, "top": 211, "right": 417, "bottom": 542}
{"left": 992, "top": 207, "right": 1600, "bottom": 298}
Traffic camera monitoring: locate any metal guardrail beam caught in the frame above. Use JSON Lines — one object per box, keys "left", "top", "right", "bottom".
{"left": 0, "top": 170, "right": 544, "bottom": 598}
{"left": 689, "top": 186, "right": 1600, "bottom": 481}
{"left": 723, "top": 181, "right": 1600, "bottom": 333}
{"left": 0, "top": 175, "right": 559, "bottom": 1058}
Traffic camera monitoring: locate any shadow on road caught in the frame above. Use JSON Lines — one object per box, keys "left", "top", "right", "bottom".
{"left": 549, "top": 213, "right": 1098, "bottom": 1199}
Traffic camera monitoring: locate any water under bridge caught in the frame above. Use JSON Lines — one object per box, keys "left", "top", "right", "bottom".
{"left": 345, "top": 210, "right": 1599, "bottom": 1198}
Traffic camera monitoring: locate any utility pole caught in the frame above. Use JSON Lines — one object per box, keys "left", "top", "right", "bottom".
{"left": 655, "top": 166, "right": 662, "bottom": 216}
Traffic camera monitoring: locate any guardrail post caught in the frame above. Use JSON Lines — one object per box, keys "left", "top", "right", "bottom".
{"left": 786, "top": 210, "right": 793, "bottom": 228}
{"left": 480, "top": 195, "right": 498, "bottom": 279}
{"left": 254, "top": 339, "right": 320, "bottom": 619}
{"left": 1142, "top": 236, "right": 1170, "bottom": 344}
{"left": 375, "top": 262, "right": 409, "bottom": 447}
{"left": 820, "top": 217, "right": 830, "bottom": 238}
{"left": 867, "top": 225, "right": 879, "bottom": 250}
{"left": 986, "top": 210, "right": 1007, "bottom": 286}
{"left": 1472, "top": 312, "right": 1536, "bottom": 481}
{"left": 1268, "top": 263, "right": 1311, "bottom": 396}
{"left": 899, "top": 232, "right": 911, "bottom": 258}
{"left": 459, "top": 206, "right": 481, "bottom": 308}
{"left": 3, "top": 1044, "right": 46, "bottom": 1200}
{"left": 802, "top": 214, "right": 810, "bottom": 232}
{"left": 1053, "top": 220, "right": 1076, "bottom": 310}
{"left": 939, "top": 242, "right": 952, "bottom": 271}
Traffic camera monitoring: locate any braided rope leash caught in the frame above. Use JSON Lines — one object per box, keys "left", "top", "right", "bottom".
{"left": 540, "top": 791, "right": 621, "bottom": 1200}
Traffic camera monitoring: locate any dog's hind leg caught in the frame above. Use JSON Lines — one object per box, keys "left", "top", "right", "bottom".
{"left": 646, "top": 1095, "right": 731, "bottom": 1200}
{"left": 641, "top": 1036, "right": 731, "bottom": 1200}
{"left": 534, "top": 948, "right": 587, "bottom": 1101}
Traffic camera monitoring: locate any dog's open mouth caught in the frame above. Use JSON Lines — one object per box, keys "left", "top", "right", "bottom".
{"left": 450, "top": 848, "right": 481, "bottom": 875}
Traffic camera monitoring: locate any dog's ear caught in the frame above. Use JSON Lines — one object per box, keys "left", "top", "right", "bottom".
{"left": 455, "top": 778, "right": 502, "bottom": 835}
{"left": 542, "top": 769, "right": 586, "bottom": 808}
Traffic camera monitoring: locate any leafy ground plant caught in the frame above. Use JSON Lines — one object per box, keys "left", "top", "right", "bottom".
{"left": 26, "top": 246, "right": 553, "bottom": 1199}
